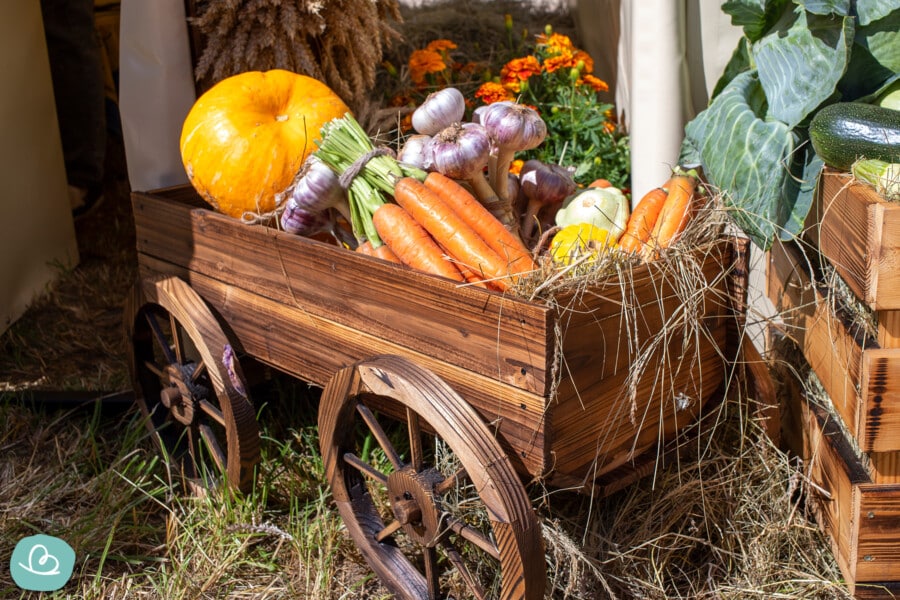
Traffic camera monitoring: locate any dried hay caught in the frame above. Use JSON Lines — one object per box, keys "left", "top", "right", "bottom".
{"left": 190, "top": 0, "right": 404, "bottom": 112}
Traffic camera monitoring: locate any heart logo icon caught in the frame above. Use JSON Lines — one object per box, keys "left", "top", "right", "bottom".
{"left": 20, "top": 543, "right": 61, "bottom": 576}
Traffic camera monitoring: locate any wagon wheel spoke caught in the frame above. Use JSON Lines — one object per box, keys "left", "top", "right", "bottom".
{"left": 441, "top": 538, "right": 488, "bottom": 600}
{"left": 142, "top": 359, "right": 167, "bottom": 380}
{"left": 406, "top": 408, "right": 424, "bottom": 472}
{"left": 198, "top": 423, "right": 227, "bottom": 472}
{"left": 198, "top": 399, "right": 226, "bottom": 427}
{"left": 423, "top": 546, "right": 441, "bottom": 599}
{"left": 343, "top": 452, "right": 389, "bottom": 485}
{"left": 374, "top": 519, "right": 403, "bottom": 542}
{"left": 444, "top": 515, "right": 500, "bottom": 560}
{"left": 434, "top": 466, "right": 466, "bottom": 496}
{"left": 145, "top": 311, "right": 177, "bottom": 364}
{"left": 356, "top": 403, "right": 404, "bottom": 471}
{"left": 190, "top": 359, "right": 208, "bottom": 383}
{"left": 171, "top": 314, "right": 186, "bottom": 363}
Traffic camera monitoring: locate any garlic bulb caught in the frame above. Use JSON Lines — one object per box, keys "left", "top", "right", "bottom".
{"left": 412, "top": 87, "right": 466, "bottom": 135}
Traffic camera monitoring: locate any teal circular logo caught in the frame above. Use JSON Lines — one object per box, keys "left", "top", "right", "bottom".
{"left": 10, "top": 534, "right": 75, "bottom": 592}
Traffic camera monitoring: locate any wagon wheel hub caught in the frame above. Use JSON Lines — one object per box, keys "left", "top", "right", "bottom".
{"left": 160, "top": 364, "right": 199, "bottom": 425}
{"left": 385, "top": 468, "right": 445, "bottom": 547}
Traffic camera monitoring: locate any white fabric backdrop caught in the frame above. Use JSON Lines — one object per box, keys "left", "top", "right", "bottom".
{"left": 575, "top": 0, "right": 742, "bottom": 204}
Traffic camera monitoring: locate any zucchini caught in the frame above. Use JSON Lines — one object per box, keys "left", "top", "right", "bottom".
{"left": 809, "top": 102, "right": 900, "bottom": 171}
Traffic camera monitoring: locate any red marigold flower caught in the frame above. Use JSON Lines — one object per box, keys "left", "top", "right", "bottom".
{"left": 409, "top": 49, "right": 447, "bottom": 84}
{"left": 475, "top": 81, "right": 515, "bottom": 104}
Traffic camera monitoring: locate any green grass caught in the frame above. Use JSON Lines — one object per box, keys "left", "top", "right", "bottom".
{"left": 1, "top": 369, "right": 853, "bottom": 599}
{"left": 0, "top": 383, "right": 390, "bottom": 599}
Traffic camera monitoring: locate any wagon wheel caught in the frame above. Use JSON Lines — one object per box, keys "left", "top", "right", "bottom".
{"left": 318, "top": 355, "right": 545, "bottom": 599}
{"left": 126, "top": 276, "right": 260, "bottom": 493}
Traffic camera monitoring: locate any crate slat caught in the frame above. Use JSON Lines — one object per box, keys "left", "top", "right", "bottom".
{"left": 811, "top": 170, "right": 900, "bottom": 311}
{"left": 768, "top": 239, "right": 900, "bottom": 455}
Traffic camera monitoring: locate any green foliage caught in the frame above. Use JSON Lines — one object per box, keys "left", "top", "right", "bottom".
{"left": 680, "top": 0, "right": 900, "bottom": 249}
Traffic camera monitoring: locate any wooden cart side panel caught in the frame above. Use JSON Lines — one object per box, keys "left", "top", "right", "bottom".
{"left": 547, "top": 323, "right": 727, "bottom": 484}
{"left": 137, "top": 258, "right": 551, "bottom": 478}
{"left": 547, "top": 242, "right": 733, "bottom": 483}
{"left": 132, "top": 190, "right": 554, "bottom": 395}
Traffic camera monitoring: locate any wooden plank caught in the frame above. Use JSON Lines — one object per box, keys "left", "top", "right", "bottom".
{"left": 138, "top": 259, "right": 551, "bottom": 478}
{"left": 861, "top": 351, "right": 900, "bottom": 454}
{"left": 767, "top": 239, "right": 900, "bottom": 455}
{"left": 816, "top": 169, "right": 900, "bottom": 311}
{"left": 133, "top": 189, "right": 553, "bottom": 395}
{"left": 548, "top": 243, "right": 733, "bottom": 482}
{"left": 781, "top": 377, "right": 900, "bottom": 593}
{"left": 855, "top": 483, "right": 900, "bottom": 584}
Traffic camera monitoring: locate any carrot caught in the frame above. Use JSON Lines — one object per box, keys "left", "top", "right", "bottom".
{"left": 588, "top": 178, "right": 613, "bottom": 188}
{"left": 617, "top": 185, "right": 669, "bottom": 254}
{"left": 371, "top": 203, "right": 466, "bottom": 283}
{"left": 356, "top": 240, "right": 403, "bottom": 264}
{"left": 642, "top": 174, "right": 697, "bottom": 259}
{"left": 422, "top": 172, "right": 536, "bottom": 276}
{"left": 393, "top": 177, "right": 513, "bottom": 290}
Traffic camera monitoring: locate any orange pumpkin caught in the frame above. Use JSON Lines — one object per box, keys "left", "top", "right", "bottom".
{"left": 180, "top": 69, "right": 350, "bottom": 219}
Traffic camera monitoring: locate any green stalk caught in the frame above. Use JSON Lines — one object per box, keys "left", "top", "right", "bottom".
{"left": 852, "top": 158, "right": 900, "bottom": 201}
{"left": 314, "top": 114, "right": 427, "bottom": 245}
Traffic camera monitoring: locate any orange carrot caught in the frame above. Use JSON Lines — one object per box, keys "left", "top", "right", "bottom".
{"left": 393, "top": 177, "right": 512, "bottom": 290}
{"left": 357, "top": 240, "right": 403, "bottom": 264}
{"left": 372, "top": 203, "right": 466, "bottom": 283}
{"left": 588, "top": 178, "right": 613, "bottom": 188}
{"left": 618, "top": 185, "right": 669, "bottom": 254}
{"left": 422, "top": 172, "right": 535, "bottom": 276}
{"left": 643, "top": 174, "right": 697, "bottom": 259}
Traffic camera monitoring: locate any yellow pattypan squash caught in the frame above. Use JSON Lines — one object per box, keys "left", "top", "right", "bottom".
{"left": 550, "top": 223, "right": 615, "bottom": 265}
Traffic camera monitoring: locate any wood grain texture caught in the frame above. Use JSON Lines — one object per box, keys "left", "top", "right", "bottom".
{"left": 133, "top": 188, "right": 553, "bottom": 395}
{"left": 134, "top": 187, "right": 735, "bottom": 483}
{"left": 767, "top": 239, "right": 900, "bottom": 455}
{"left": 779, "top": 354, "right": 900, "bottom": 593}
{"left": 815, "top": 169, "right": 900, "bottom": 311}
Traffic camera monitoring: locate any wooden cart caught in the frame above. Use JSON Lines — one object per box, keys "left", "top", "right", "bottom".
{"left": 126, "top": 185, "right": 746, "bottom": 599}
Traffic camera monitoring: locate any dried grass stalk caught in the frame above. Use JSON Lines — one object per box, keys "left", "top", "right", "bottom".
{"left": 191, "top": 0, "right": 402, "bottom": 110}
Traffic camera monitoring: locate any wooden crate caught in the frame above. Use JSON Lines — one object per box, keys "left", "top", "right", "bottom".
{"left": 767, "top": 239, "right": 900, "bottom": 460}
{"left": 768, "top": 169, "right": 900, "bottom": 597}
{"left": 808, "top": 169, "right": 900, "bottom": 313}
{"left": 780, "top": 376, "right": 900, "bottom": 599}
{"left": 132, "top": 186, "right": 742, "bottom": 489}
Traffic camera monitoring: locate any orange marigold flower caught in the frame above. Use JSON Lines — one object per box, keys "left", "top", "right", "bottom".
{"left": 543, "top": 51, "right": 575, "bottom": 73}
{"left": 500, "top": 55, "right": 541, "bottom": 88}
{"left": 509, "top": 159, "right": 524, "bottom": 175}
{"left": 573, "top": 50, "right": 594, "bottom": 74}
{"left": 400, "top": 112, "right": 414, "bottom": 133}
{"left": 426, "top": 39, "right": 458, "bottom": 53}
{"left": 475, "top": 81, "right": 515, "bottom": 104}
{"left": 409, "top": 49, "right": 448, "bottom": 84}
{"left": 583, "top": 74, "right": 609, "bottom": 93}
{"left": 537, "top": 32, "right": 574, "bottom": 54}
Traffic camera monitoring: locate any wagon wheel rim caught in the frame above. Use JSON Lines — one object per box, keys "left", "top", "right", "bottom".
{"left": 318, "top": 355, "right": 545, "bottom": 600}
{"left": 126, "top": 277, "right": 260, "bottom": 493}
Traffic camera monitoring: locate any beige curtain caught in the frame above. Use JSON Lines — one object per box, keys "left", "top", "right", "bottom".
{"left": 0, "top": 0, "right": 79, "bottom": 335}
{"left": 575, "top": 0, "right": 742, "bottom": 204}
